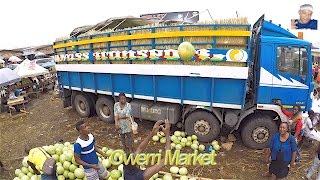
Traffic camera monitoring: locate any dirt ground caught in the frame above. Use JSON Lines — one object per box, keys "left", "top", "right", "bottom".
{"left": 0, "top": 92, "right": 318, "bottom": 180}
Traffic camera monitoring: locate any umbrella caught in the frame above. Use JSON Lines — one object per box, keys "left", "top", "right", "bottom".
{"left": 35, "top": 52, "right": 46, "bottom": 57}
{"left": 8, "top": 56, "right": 22, "bottom": 63}
{"left": 0, "top": 68, "right": 21, "bottom": 87}
{"left": 14, "top": 59, "right": 49, "bottom": 78}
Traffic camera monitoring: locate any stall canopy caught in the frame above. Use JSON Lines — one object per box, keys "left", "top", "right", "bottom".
{"left": 14, "top": 59, "right": 49, "bottom": 78}
{"left": 70, "top": 16, "right": 155, "bottom": 37}
{"left": 0, "top": 68, "right": 20, "bottom": 87}
{"left": 8, "top": 56, "right": 22, "bottom": 63}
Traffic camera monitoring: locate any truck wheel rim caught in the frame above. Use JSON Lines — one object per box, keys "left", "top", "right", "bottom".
{"left": 78, "top": 101, "right": 86, "bottom": 113}
{"left": 252, "top": 127, "right": 269, "bottom": 143}
{"left": 194, "top": 120, "right": 210, "bottom": 136}
{"left": 100, "top": 104, "right": 110, "bottom": 118}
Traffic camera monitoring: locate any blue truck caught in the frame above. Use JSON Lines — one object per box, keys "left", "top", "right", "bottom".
{"left": 53, "top": 15, "right": 313, "bottom": 149}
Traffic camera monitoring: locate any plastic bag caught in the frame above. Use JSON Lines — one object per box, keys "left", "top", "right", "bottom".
{"left": 130, "top": 116, "right": 138, "bottom": 134}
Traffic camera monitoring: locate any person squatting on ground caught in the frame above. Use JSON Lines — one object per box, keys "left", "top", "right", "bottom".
{"left": 264, "top": 122, "right": 298, "bottom": 179}
{"left": 303, "top": 111, "right": 320, "bottom": 142}
{"left": 306, "top": 142, "right": 320, "bottom": 179}
{"left": 25, "top": 144, "right": 57, "bottom": 180}
{"left": 6, "top": 84, "right": 20, "bottom": 112}
{"left": 311, "top": 89, "right": 320, "bottom": 125}
{"left": 114, "top": 93, "right": 134, "bottom": 153}
{"left": 123, "top": 119, "right": 171, "bottom": 180}
{"left": 73, "top": 120, "right": 109, "bottom": 180}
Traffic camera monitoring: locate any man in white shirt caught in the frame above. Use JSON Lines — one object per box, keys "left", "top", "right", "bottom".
{"left": 303, "top": 111, "right": 320, "bottom": 141}
{"left": 310, "top": 89, "right": 320, "bottom": 125}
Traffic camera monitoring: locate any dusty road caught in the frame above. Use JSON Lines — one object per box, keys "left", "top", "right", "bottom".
{"left": 0, "top": 92, "right": 317, "bottom": 179}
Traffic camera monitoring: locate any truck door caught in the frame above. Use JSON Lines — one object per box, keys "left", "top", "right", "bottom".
{"left": 272, "top": 46, "right": 310, "bottom": 109}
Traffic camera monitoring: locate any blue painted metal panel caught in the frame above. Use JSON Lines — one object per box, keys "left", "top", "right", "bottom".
{"left": 82, "top": 73, "right": 95, "bottom": 90}
{"left": 113, "top": 74, "right": 131, "bottom": 94}
{"left": 261, "top": 36, "right": 310, "bottom": 46}
{"left": 257, "top": 86, "right": 272, "bottom": 104}
{"left": 69, "top": 72, "right": 80, "bottom": 88}
{"left": 95, "top": 74, "right": 112, "bottom": 92}
{"left": 60, "top": 72, "right": 69, "bottom": 86}
{"left": 61, "top": 71, "right": 247, "bottom": 106}
{"left": 134, "top": 75, "right": 153, "bottom": 96}
{"left": 157, "top": 76, "right": 181, "bottom": 99}
{"left": 262, "top": 21, "right": 296, "bottom": 38}
{"left": 184, "top": 77, "right": 211, "bottom": 102}
{"left": 272, "top": 87, "right": 307, "bottom": 110}
{"left": 213, "top": 79, "right": 245, "bottom": 105}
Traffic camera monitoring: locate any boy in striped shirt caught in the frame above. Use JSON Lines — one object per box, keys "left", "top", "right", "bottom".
{"left": 74, "top": 120, "right": 108, "bottom": 180}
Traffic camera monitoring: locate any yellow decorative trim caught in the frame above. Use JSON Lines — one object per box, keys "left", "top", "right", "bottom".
{"left": 53, "top": 30, "right": 250, "bottom": 49}
{"left": 283, "top": 105, "right": 306, "bottom": 109}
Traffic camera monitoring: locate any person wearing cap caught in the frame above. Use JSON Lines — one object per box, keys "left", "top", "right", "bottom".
{"left": 291, "top": 4, "right": 318, "bottom": 30}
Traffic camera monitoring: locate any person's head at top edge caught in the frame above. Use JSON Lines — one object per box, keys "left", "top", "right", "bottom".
{"left": 24, "top": 144, "right": 32, "bottom": 154}
{"left": 76, "top": 120, "right": 90, "bottom": 136}
{"left": 292, "top": 4, "right": 317, "bottom": 30}
{"left": 119, "top": 93, "right": 127, "bottom": 105}
{"left": 298, "top": 4, "right": 313, "bottom": 24}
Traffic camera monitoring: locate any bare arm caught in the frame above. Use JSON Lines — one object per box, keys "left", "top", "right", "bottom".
{"left": 74, "top": 154, "right": 99, "bottom": 170}
{"left": 291, "top": 151, "right": 297, "bottom": 167}
{"left": 135, "top": 120, "right": 163, "bottom": 154}
{"left": 143, "top": 119, "right": 171, "bottom": 180}
{"left": 95, "top": 146, "right": 107, "bottom": 158}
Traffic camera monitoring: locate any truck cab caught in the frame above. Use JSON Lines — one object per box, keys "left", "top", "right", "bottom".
{"left": 258, "top": 36, "right": 313, "bottom": 109}
{"left": 239, "top": 17, "right": 313, "bottom": 149}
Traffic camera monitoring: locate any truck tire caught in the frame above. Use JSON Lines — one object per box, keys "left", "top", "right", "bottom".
{"left": 184, "top": 111, "right": 220, "bottom": 142}
{"left": 241, "top": 114, "right": 277, "bottom": 149}
{"left": 73, "top": 93, "right": 94, "bottom": 117}
{"left": 87, "top": 93, "right": 97, "bottom": 116}
{"left": 95, "top": 97, "right": 114, "bottom": 123}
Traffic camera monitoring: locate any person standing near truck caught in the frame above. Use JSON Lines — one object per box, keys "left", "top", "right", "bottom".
{"left": 263, "top": 122, "right": 298, "bottom": 179}
{"left": 114, "top": 93, "right": 134, "bottom": 153}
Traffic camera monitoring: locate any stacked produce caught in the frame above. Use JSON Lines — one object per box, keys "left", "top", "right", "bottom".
{"left": 152, "top": 130, "right": 220, "bottom": 154}
{"left": 13, "top": 130, "right": 219, "bottom": 180}
{"left": 54, "top": 17, "right": 249, "bottom": 67}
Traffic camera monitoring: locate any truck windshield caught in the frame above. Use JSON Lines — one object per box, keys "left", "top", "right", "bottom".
{"left": 277, "top": 46, "right": 308, "bottom": 77}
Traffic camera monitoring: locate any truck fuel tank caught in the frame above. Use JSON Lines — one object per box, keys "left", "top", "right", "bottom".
{"left": 130, "top": 99, "right": 182, "bottom": 124}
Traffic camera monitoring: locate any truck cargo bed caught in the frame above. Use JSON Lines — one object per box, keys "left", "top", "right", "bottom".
{"left": 57, "top": 64, "right": 248, "bottom": 109}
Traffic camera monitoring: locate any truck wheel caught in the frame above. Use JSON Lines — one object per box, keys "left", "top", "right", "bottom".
{"left": 95, "top": 97, "right": 114, "bottom": 123}
{"left": 73, "top": 93, "right": 94, "bottom": 117}
{"left": 184, "top": 111, "right": 220, "bottom": 142}
{"left": 241, "top": 115, "right": 277, "bottom": 149}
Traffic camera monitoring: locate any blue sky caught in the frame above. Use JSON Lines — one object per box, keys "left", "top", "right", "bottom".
{"left": 0, "top": 0, "right": 319, "bottom": 49}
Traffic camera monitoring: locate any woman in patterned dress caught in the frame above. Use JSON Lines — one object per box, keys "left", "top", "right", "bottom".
{"left": 114, "top": 93, "right": 133, "bottom": 152}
